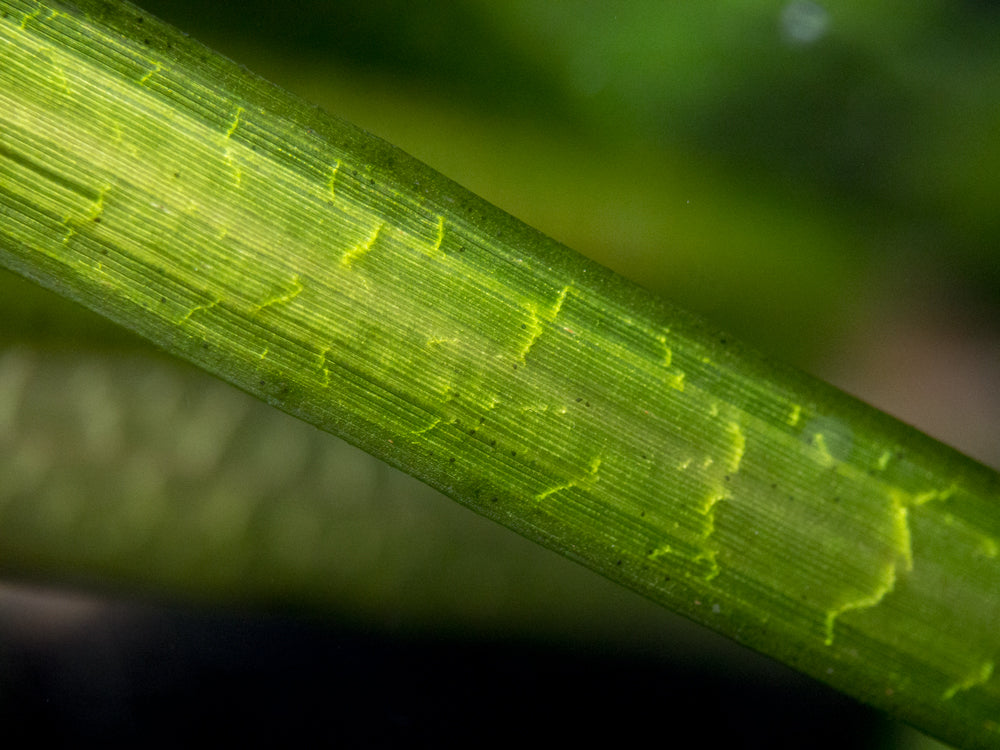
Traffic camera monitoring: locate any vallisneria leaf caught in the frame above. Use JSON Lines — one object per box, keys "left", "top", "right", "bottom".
{"left": 0, "top": 1, "right": 997, "bottom": 746}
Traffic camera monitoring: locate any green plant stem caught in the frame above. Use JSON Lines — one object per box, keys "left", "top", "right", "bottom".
{"left": 0, "top": 1, "right": 997, "bottom": 746}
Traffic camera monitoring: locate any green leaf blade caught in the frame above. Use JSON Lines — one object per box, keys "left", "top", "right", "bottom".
{"left": 1, "top": 1, "right": 998, "bottom": 746}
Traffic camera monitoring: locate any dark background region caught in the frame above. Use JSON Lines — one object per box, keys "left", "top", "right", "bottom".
{"left": 0, "top": 593, "right": 889, "bottom": 747}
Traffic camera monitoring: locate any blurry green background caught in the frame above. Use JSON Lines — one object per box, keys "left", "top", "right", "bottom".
{"left": 2, "top": 0, "right": 998, "bottom": 745}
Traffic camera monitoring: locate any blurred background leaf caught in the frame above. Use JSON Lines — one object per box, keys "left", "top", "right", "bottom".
{"left": 3, "top": 0, "right": 997, "bottom": 745}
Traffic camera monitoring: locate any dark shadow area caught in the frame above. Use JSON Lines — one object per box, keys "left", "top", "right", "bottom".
{"left": 0, "top": 596, "right": 891, "bottom": 747}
